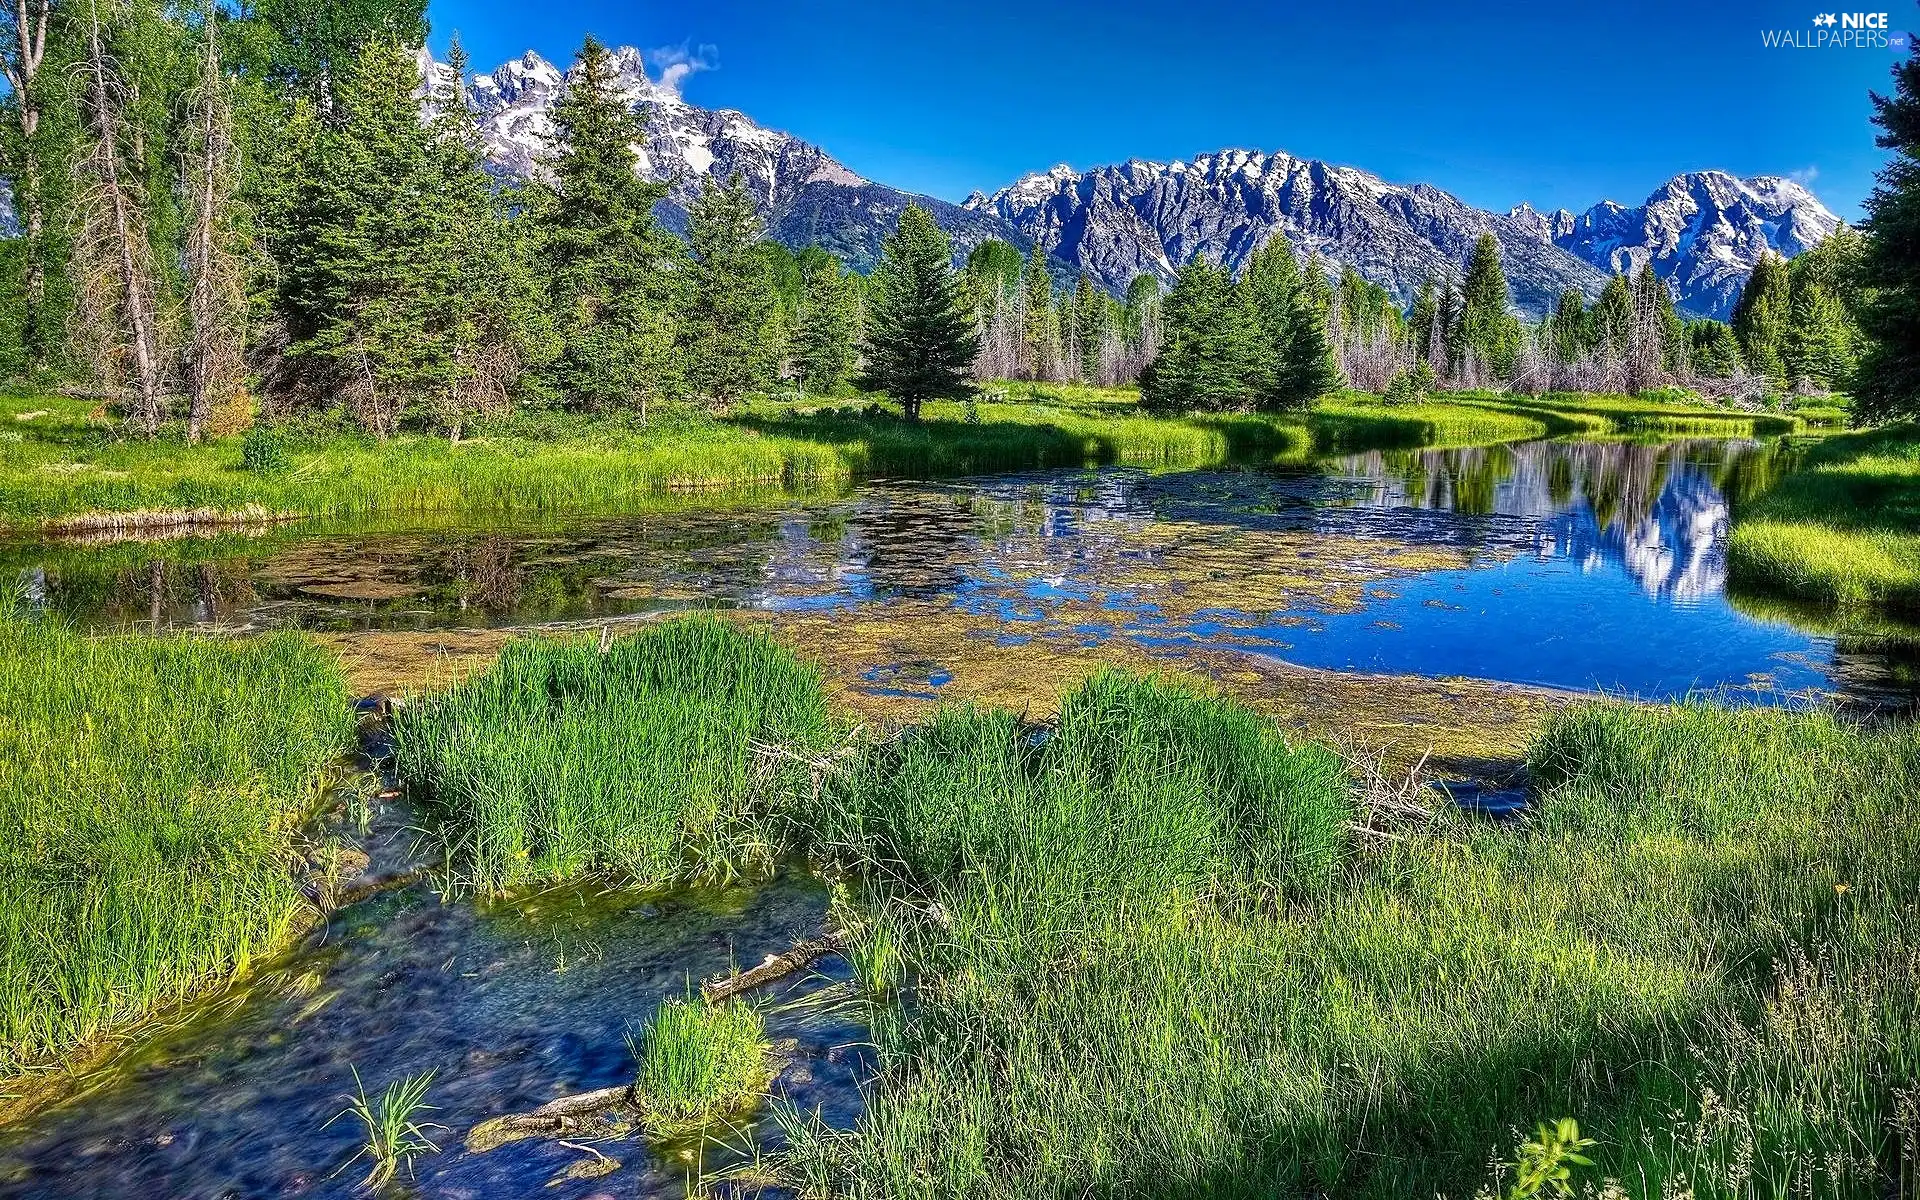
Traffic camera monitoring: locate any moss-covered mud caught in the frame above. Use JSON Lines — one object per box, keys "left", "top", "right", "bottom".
{"left": 320, "top": 602, "right": 1567, "bottom": 782}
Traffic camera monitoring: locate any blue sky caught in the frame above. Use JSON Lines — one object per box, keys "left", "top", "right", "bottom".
{"left": 425, "top": 0, "right": 1913, "bottom": 220}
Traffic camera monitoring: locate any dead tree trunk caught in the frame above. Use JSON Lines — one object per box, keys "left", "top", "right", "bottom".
{"left": 75, "top": 0, "right": 166, "bottom": 434}
{"left": 181, "top": 5, "right": 243, "bottom": 442}
{"left": 3, "top": 0, "right": 52, "bottom": 368}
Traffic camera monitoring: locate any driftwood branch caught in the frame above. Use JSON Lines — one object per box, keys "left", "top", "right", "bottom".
{"left": 465, "top": 1085, "right": 640, "bottom": 1153}
{"left": 701, "top": 931, "right": 849, "bottom": 1004}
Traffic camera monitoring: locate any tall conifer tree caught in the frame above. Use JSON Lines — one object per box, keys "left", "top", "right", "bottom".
{"left": 536, "top": 35, "right": 683, "bottom": 416}
{"left": 856, "top": 204, "right": 976, "bottom": 419}
{"left": 683, "top": 173, "right": 780, "bottom": 411}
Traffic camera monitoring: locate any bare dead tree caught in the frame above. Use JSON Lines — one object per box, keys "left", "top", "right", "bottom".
{"left": 70, "top": 0, "right": 168, "bottom": 433}
{"left": 2, "top": 0, "right": 53, "bottom": 366}
{"left": 179, "top": 4, "right": 247, "bottom": 442}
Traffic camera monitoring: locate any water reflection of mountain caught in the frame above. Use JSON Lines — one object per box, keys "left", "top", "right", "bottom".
{"left": 1332, "top": 440, "right": 1783, "bottom": 602}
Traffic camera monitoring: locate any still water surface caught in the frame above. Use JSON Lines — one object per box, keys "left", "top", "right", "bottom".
{"left": 12, "top": 437, "right": 1917, "bottom": 705}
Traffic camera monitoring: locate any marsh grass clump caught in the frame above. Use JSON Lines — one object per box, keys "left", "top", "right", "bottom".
{"left": 391, "top": 616, "right": 833, "bottom": 894}
{"left": 0, "top": 610, "right": 353, "bottom": 1077}
{"left": 630, "top": 996, "right": 774, "bottom": 1137}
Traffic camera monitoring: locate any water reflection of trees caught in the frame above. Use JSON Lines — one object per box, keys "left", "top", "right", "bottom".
{"left": 1334, "top": 440, "right": 1795, "bottom": 601}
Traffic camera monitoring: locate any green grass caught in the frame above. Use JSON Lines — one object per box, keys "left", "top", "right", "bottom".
{"left": 331, "top": 1067, "right": 442, "bottom": 1189}
{"left": 1, "top": 384, "right": 1691, "bottom": 531}
{"left": 1312, "top": 392, "right": 1551, "bottom": 449}
{"left": 630, "top": 996, "right": 775, "bottom": 1137}
{"left": 1442, "top": 390, "right": 1805, "bottom": 438}
{"left": 0, "top": 611, "right": 354, "bottom": 1077}
{"left": 389, "top": 617, "right": 834, "bottom": 895}
{"left": 1727, "top": 424, "right": 1920, "bottom": 613}
{"left": 776, "top": 691, "right": 1920, "bottom": 1200}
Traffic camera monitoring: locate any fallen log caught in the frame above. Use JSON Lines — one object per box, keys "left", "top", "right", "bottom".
{"left": 465, "top": 1085, "right": 640, "bottom": 1153}
{"left": 701, "top": 931, "right": 848, "bottom": 1004}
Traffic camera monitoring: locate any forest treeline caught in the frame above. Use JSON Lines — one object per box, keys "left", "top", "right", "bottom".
{"left": 3, "top": 0, "right": 1918, "bottom": 437}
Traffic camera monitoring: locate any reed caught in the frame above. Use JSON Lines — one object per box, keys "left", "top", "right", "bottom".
{"left": 779, "top": 691, "right": 1920, "bottom": 1200}
{"left": 630, "top": 996, "right": 774, "bottom": 1137}
{"left": 390, "top": 616, "right": 834, "bottom": 894}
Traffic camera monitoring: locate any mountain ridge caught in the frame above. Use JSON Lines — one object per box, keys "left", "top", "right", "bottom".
{"left": 429, "top": 46, "right": 1839, "bottom": 321}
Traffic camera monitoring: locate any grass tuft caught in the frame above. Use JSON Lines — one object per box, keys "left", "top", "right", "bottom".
{"left": 390, "top": 616, "right": 834, "bottom": 894}
{"left": 630, "top": 996, "right": 775, "bottom": 1138}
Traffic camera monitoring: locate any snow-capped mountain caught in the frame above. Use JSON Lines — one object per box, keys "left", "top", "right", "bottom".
{"left": 428, "top": 46, "right": 1017, "bottom": 270}
{"left": 430, "top": 46, "right": 1836, "bottom": 318}
{"left": 964, "top": 151, "right": 1615, "bottom": 318}
{"left": 1515, "top": 172, "right": 1840, "bottom": 319}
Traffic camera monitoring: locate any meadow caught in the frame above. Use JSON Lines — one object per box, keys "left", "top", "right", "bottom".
{"left": 0, "top": 610, "right": 354, "bottom": 1081}
{"left": 0, "top": 383, "right": 1748, "bottom": 532}
{"left": 386, "top": 619, "right": 1920, "bottom": 1199}
{"left": 1727, "top": 424, "right": 1920, "bottom": 615}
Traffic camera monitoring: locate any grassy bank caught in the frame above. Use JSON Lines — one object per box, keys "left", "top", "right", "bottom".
{"left": 1727, "top": 424, "right": 1920, "bottom": 614}
{"left": 1444, "top": 390, "right": 1807, "bottom": 438}
{"left": 782, "top": 692, "right": 1920, "bottom": 1200}
{"left": 382, "top": 619, "right": 1919, "bottom": 1197}
{"left": 0, "top": 384, "right": 1704, "bottom": 531}
{"left": 0, "top": 612, "right": 353, "bottom": 1080}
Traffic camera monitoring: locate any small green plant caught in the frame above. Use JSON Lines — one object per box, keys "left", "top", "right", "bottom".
{"left": 630, "top": 996, "right": 774, "bottom": 1137}
{"left": 240, "top": 425, "right": 292, "bottom": 475}
{"left": 1500, "top": 1118, "right": 1597, "bottom": 1200}
{"left": 331, "top": 1067, "right": 442, "bottom": 1190}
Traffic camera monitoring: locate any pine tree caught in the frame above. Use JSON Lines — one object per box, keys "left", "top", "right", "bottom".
{"left": 856, "top": 203, "right": 976, "bottom": 419}
{"left": 1783, "top": 283, "right": 1853, "bottom": 392}
{"left": 279, "top": 38, "right": 449, "bottom": 436}
{"left": 1020, "top": 240, "right": 1056, "bottom": 379}
{"left": 1730, "top": 251, "right": 1791, "bottom": 385}
{"left": 536, "top": 35, "right": 684, "bottom": 416}
{"left": 793, "top": 250, "right": 857, "bottom": 394}
{"left": 1274, "top": 284, "right": 1341, "bottom": 408}
{"left": 682, "top": 173, "right": 780, "bottom": 411}
{"left": 1459, "top": 232, "right": 1520, "bottom": 377}
{"left": 422, "top": 34, "right": 550, "bottom": 438}
{"left": 1242, "top": 233, "right": 1300, "bottom": 396}
{"left": 1072, "top": 275, "right": 1105, "bottom": 381}
{"left": 1547, "top": 288, "right": 1590, "bottom": 364}
{"left": 1856, "top": 45, "right": 1920, "bottom": 422}
{"left": 1593, "top": 274, "right": 1634, "bottom": 353}
{"left": 1139, "top": 258, "right": 1260, "bottom": 411}
{"left": 1687, "top": 320, "right": 1745, "bottom": 378}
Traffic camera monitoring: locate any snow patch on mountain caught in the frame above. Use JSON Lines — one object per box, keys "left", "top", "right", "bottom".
{"left": 1549, "top": 171, "right": 1839, "bottom": 319}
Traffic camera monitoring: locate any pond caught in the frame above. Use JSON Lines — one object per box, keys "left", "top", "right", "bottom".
{"left": 10, "top": 436, "right": 1918, "bottom": 707}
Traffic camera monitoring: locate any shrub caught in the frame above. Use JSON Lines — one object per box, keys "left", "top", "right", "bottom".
{"left": 240, "top": 425, "right": 292, "bottom": 475}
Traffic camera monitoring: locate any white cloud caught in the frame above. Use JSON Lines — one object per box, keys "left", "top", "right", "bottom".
{"left": 1788, "top": 165, "right": 1820, "bottom": 185}
{"left": 648, "top": 42, "right": 718, "bottom": 98}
